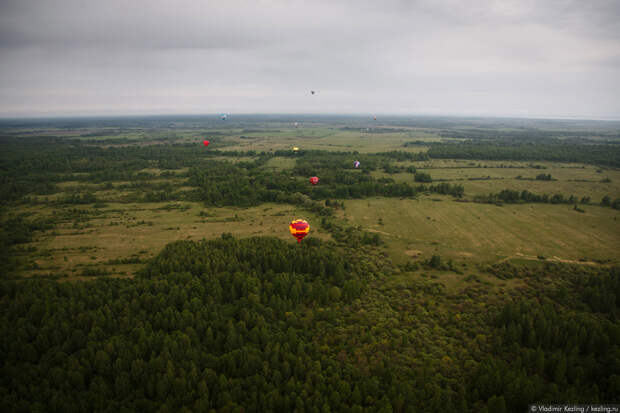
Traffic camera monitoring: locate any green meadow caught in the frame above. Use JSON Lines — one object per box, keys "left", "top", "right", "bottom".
{"left": 19, "top": 201, "right": 330, "bottom": 279}
{"left": 342, "top": 197, "right": 620, "bottom": 265}
{"left": 3, "top": 116, "right": 619, "bottom": 280}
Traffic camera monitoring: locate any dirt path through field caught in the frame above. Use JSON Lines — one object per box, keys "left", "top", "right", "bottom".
{"left": 498, "top": 252, "right": 600, "bottom": 265}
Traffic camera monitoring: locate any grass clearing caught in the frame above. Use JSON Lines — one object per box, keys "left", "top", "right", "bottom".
{"left": 391, "top": 160, "right": 620, "bottom": 199}
{"left": 22, "top": 202, "right": 330, "bottom": 279}
{"left": 342, "top": 197, "right": 620, "bottom": 265}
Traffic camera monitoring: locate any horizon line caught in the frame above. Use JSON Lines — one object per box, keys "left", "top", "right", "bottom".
{"left": 1, "top": 112, "right": 620, "bottom": 123}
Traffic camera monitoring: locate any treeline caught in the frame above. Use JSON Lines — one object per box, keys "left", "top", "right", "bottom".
{"left": 473, "top": 189, "right": 619, "bottom": 207}
{"left": 426, "top": 142, "right": 620, "bottom": 167}
{"left": 436, "top": 128, "right": 606, "bottom": 142}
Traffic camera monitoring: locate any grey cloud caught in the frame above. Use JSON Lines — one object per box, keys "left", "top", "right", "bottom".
{"left": 0, "top": 0, "right": 618, "bottom": 118}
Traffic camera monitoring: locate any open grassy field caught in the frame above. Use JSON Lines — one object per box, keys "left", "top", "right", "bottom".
{"left": 371, "top": 159, "right": 620, "bottom": 200}
{"left": 20, "top": 201, "right": 330, "bottom": 279}
{"left": 342, "top": 196, "right": 620, "bottom": 265}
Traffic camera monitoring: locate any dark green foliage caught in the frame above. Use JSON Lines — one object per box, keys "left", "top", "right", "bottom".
{"left": 58, "top": 192, "right": 98, "bottom": 205}
{"left": 375, "top": 151, "right": 429, "bottom": 162}
{"left": 319, "top": 218, "right": 382, "bottom": 247}
{"left": 1, "top": 137, "right": 434, "bottom": 207}
{"left": 427, "top": 141, "right": 620, "bottom": 167}
{"left": 2, "top": 239, "right": 619, "bottom": 412}
{"left": 187, "top": 153, "right": 423, "bottom": 207}
{"left": 428, "top": 255, "right": 442, "bottom": 269}
{"left": 471, "top": 264, "right": 620, "bottom": 412}
{"left": 426, "top": 183, "right": 464, "bottom": 198}
{"left": 0, "top": 237, "right": 368, "bottom": 411}
{"left": 475, "top": 189, "right": 590, "bottom": 206}
{"left": 0, "top": 215, "right": 54, "bottom": 275}
{"left": 575, "top": 266, "right": 620, "bottom": 316}
{"left": 414, "top": 172, "right": 432, "bottom": 183}
{"left": 0, "top": 135, "right": 257, "bottom": 205}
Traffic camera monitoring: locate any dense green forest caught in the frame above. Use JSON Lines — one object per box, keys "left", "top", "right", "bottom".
{"left": 425, "top": 141, "right": 620, "bottom": 167}
{"left": 1, "top": 236, "right": 618, "bottom": 412}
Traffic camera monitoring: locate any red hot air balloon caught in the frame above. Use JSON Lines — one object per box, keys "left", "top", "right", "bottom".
{"left": 289, "top": 219, "right": 310, "bottom": 243}
{"left": 203, "top": 140, "right": 210, "bottom": 147}
{"left": 310, "top": 176, "right": 319, "bottom": 185}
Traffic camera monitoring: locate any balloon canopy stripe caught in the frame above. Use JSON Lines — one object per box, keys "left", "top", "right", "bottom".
{"left": 289, "top": 219, "right": 310, "bottom": 243}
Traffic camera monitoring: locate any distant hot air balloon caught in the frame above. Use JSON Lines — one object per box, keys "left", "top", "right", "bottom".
{"left": 221, "top": 114, "right": 227, "bottom": 120}
{"left": 203, "top": 140, "right": 210, "bottom": 147}
{"left": 310, "top": 90, "right": 315, "bottom": 95}
{"left": 289, "top": 219, "right": 310, "bottom": 243}
{"left": 310, "top": 176, "right": 319, "bottom": 185}
{"left": 354, "top": 160, "right": 360, "bottom": 168}
{"left": 292, "top": 147, "right": 299, "bottom": 152}
{"left": 294, "top": 122, "right": 299, "bottom": 128}
{"left": 373, "top": 116, "right": 377, "bottom": 121}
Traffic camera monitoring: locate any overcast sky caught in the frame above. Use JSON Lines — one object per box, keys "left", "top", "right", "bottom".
{"left": 0, "top": 0, "right": 619, "bottom": 118}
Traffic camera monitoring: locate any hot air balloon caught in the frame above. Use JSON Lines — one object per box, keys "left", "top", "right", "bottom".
{"left": 221, "top": 114, "right": 227, "bottom": 120}
{"left": 203, "top": 140, "right": 210, "bottom": 147}
{"left": 294, "top": 122, "right": 299, "bottom": 128}
{"left": 289, "top": 219, "right": 310, "bottom": 243}
{"left": 292, "top": 147, "right": 299, "bottom": 152}
{"left": 354, "top": 160, "right": 360, "bottom": 168}
{"left": 310, "top": 176, "right": 319, "bottom": 185}
{"left": 310, "top": 90, "right": 315, "bottom": 95}
{"left": 373, "top": 116, "right": 377, "bottom": 121}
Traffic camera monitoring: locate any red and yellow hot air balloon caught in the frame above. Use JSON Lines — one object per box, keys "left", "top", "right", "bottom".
{"left": 310, "top": 176, "right": 319, "bottom": 185}
{"left": 289, "top": 219, "right": 310, "bottom": 243}
{"left": 203, "top": 140, "right": 210, "bottom": 147}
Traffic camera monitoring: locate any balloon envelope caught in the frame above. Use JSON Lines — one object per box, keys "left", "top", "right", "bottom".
{"left": 221, "top": 114, "right": 227, "bottom": 120}
{"left": 289, "top": 219, "right": 310, "bottom": 243}
{"left": 293, "top": 147, "right": 299, "bottom": 151}
{"left": 203, "top": 140, "right": 210, "bottom": 147}
{"left": 354, "top": 161, "right": 360, "bottom": 168}
{"left": 310, "top": 176, "right": 319, "bottom": 185}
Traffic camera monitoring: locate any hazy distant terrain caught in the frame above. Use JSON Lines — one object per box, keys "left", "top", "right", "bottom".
{"left": 1, "top": 115, "right": 619, "bottom": 412}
